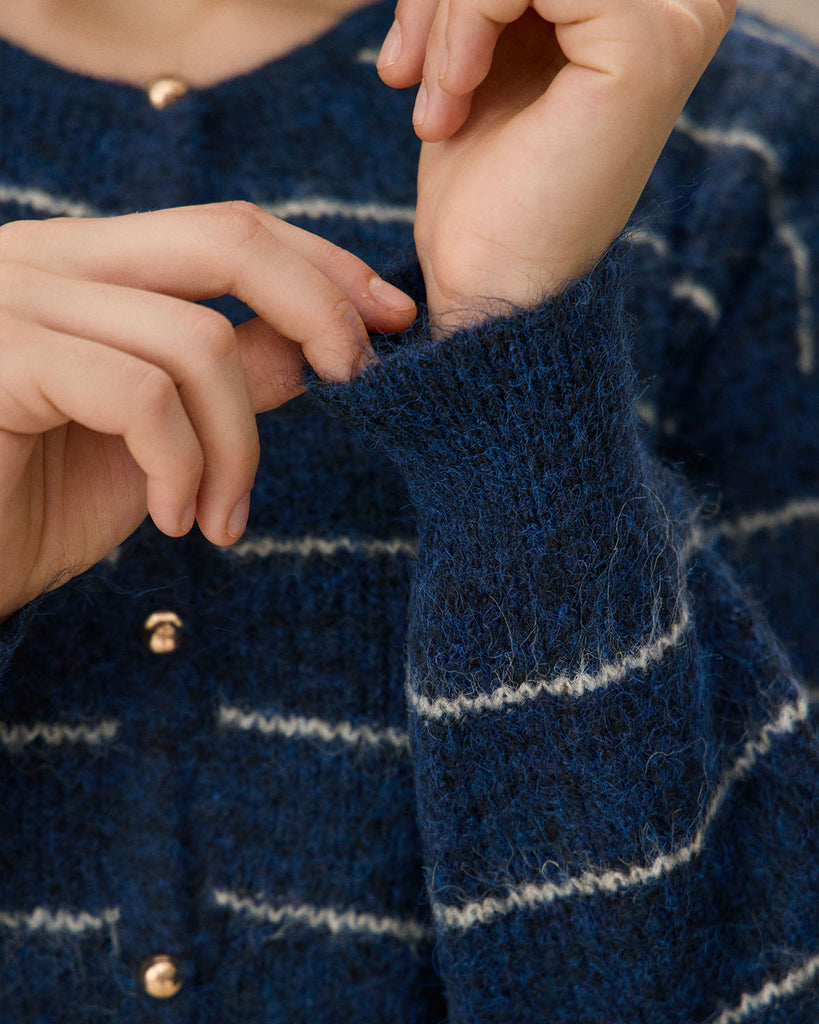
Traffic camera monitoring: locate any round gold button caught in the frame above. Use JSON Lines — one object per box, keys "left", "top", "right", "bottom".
{"left": 144, "top": 611, "right": 183, "bottom": 654}
{"left": 140, "top": 954, "right": 183, "bottom": 999}
{"left": 146, "top": 76, "right": 189, "bottom": 110}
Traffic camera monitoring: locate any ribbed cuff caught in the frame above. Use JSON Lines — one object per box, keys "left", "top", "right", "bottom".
{"left": 311, "top": 247, "right": 689, "bottom": 695}
{"left": 311, "top": 249, "right": 639, "bottom": 529}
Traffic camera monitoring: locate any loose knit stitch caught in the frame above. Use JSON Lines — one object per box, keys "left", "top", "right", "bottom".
{"left": 1, "top": 5, "right": 818, "bottom": 1022}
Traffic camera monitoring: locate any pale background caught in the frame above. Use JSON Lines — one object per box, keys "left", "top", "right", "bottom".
{"left": 740, "top": 0, "right": 819, "bottom": 42}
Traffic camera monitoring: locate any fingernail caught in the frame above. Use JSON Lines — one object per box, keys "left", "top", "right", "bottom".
{"left": 377, "top": 20, "right": 402, "bottom": 69}
{"left": 226, "top": 492, "right": 250, "bottom": 539}
{"left": 368, "top": 275, "right": 415, "bottom": 312}
{"left": 412, "top": 81, "right": 428, "bottom": 125}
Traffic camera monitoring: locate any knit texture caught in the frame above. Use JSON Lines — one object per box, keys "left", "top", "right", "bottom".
{"left": 1, "top": 6, "right": 817, "bottom": 1022}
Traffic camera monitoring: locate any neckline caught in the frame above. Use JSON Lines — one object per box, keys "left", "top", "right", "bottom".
{"left": 0, "top": 1, "right": 390, "bottom": 105}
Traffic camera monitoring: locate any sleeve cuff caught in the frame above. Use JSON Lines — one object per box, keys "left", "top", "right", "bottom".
{"left": 310, "top": 247, "right": 640, "bottom": 519}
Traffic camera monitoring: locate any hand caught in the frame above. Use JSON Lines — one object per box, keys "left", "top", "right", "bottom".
{"left": 0, "top": 202, "right": 416, "bottom": 617}
{"left": 378, "top": 0, "right": 735, "bottom": 326}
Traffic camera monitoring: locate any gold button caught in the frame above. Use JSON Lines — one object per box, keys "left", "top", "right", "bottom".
{"left": 146, "top": 76, "right": 189, "bottom": 110}
{"left": 144, "top": 611, "right": 183, "bottom": 654}
{"left": 140, "top": 954, "right": 183, "bottom": 999}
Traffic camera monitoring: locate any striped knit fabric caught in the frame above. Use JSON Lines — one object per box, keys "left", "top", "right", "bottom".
{"left": 1, "top": 5, "right": 817, "bottom": 1022}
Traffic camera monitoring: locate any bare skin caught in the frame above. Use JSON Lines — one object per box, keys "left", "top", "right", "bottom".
{"left": 0, "top": 0, "right": 414, "bottom": 618}
{"left": 0, "top": 0, "right": 373, "bottom": 87}
{"left": 0, "top": 0, "right": 736, "bottom": 616}
{"left": 0, "top": 203, "right": 417, "bottom": 618}
{"left": 379, "top": 0, "right": 736, "bottom": 324}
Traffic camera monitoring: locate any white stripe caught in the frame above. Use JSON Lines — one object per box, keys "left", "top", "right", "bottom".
{"left": 356, "top": 47, "right": 382, "bottom": 65}
{"left": 707, "top": 951, "right": 819, "bottom": 1024}
{"left": 628, "top": 231, "right": 721, "bottom": 336}
{"left": 635, "top": 400, "right": 658, "bottom": 427}
{"left": 218, "top": 705, "right": 411, "bottom": 755}
{"left": 225, "top": 533, "right": 418, "bottom": 561}
{"left": 100, "top": 545, "right": 123, "bottom": 567}
{"left": 0, "top": 183, "right": 100, "bottom": 218}
{"left": 261, "top": 197, "right": 415, "bottom": 224}
{"left": 408, "top": 600, "right": 692, "bottom": 721}
{"left": 0, "top": 719, "right": 119, "bottom": 749}
{"left": 775, "top": 220, "right": 814, "bottom": 374}
{"left": 627, "top": 228, "right": 669, "bottom": 258}
{"left": 0, "top": 181, "right": 416, "bottom": 226}
{"left": 635, "top": 401, "right": 679, "bottom": 436}
{"left": 434, "top": 692, "right": 808, "bottom": 931}
{"left": 674, "top": 115, "right": 814, "bottom": 374}
{"left": 0, "top": 906, "right": 121, "bottom": 935}
{"left": 736, "top": 21, "right": 819, "bottom": 72}
{"left": 672, "top": 278, "right": 722, "bottom": 327}
{"left": 213, "top": 889, "right": 432, "bottom": 945}
{"left": 686, "top": 497, "right": 819, "bottom": 555}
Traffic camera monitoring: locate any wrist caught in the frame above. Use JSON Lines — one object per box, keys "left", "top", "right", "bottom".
{"left": 419, "top": 243, "right": 597, "bottom": 332}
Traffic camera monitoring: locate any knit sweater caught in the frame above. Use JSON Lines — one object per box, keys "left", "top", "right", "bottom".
{"left": 1, "top": 5, "right": 817, "bottom": 1022}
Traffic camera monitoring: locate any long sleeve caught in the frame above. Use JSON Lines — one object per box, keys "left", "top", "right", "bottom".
{"left": 1, "top": 8, "right": 816, "bottom": 1021}
{"left": 313, "top": 250, "right": 818, "bottom": 1022}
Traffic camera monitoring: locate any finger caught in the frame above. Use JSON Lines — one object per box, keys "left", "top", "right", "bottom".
{"left": 534, "top": 0, "right": 732, "bottom": 90}
{"left": 255, "top": 214, "right": 416, "bottom": 334}
{"left": 377, "top": 0, "right": 440, "bottom": 86}
{"left": 438, "top": 0, "right": 527, "bottom": 96}
{"left": 2, "top": 263, "right": 262, "bottom": 544}
{"left": 412, "top": 0, "right": 474, "bottom": 140}
{"left": 0, "top": 203, "right": 414, "bottom": 381}
{"left": 0, "top": 316, "right": 204, "bottom": 538}
{"left": 232, "top": 317, "right": 308, "bottom": 412}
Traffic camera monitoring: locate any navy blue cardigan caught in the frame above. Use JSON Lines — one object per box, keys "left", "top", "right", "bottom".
{"left": 1, "top": 5, "right": 817, "bottom": 1021}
